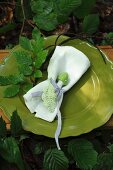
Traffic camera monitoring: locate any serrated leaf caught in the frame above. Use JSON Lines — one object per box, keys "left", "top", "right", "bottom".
{"left": 74, "top": 0, "right": 96, "bottom": 19}
{"left": 11, "top": 111, "right": 23, "bottom": 137}
{"left": 108, "top": 144, "right": 113, "bottom": 153}
{"left": 14, "top": 50, "right": 32, "bottom": 66}
{"left": 0, "top": 76, "right": 11, "bottom": 86}
{"left": 4, "top": 85, "right": 20, "bottom": 98}
{"left": 0, "top": 117, "right": 7, "bottom": 138}
{"left": 34, "top": 70, "right": 42, "bottom": 78}
{"left": 34, "top": 142, "right": 47, "bottom": 155}
{"left": 0, "top": 137, "right": 25, "bottom": 170}
{"left": 23, "top": 82, "right": 33, "bottom": 93}
{"left": 19, "top": 65, "right": 33, "bottom": 76}
{"left": 43, "top": 148, "right": 69, "bottom": 170}
{"left": 58, "top": 0, "right": 81, "bottom": 14}
{"left": 32, "top": 27, "right": 41, "bottom": 40}
{"left": 31, "top": 0, "right": 58, "bottom": 31}
{"left": 31, "top": 0, "right": 53, "bottom": 14}
{"left": 68, "top": 139, "right": 98, "bottom": 170}
{"left": 30, "top": 37, "right": 45, "bottom": 56}
{"left": 0, "top": 74, "right": 24, "bottom": 86}
{"left": 19, "top": 134, "right": 29, "bottom": 142}
{"left": 34, "top": 13, "right": 58, "bottom": 31}
{"left": 94, "top": 153, "right": 113, "bottom": 170}
{"left": 9, "top": 74, "right": 25, "bottom": 84}
{"left": 82, "top": 14, "right": 99, "bottom": 34}
{"left": 35, "top": 50, "right": 48, "bottom": 69}
{"left": 19, "top": 36, "right": 32, "bottom": 51}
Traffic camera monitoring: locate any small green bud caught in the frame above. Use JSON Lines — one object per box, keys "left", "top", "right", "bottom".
{"left": 58, "top": 72, "right": 69, "bottom": 86}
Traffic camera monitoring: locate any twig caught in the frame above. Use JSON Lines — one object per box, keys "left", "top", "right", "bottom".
{"left": 27, "top": 20, "right": 35, "bottom": 28}
{"left": 0, "top": 2, "right": 21, "bottom": 6}
{"left": 20, "top": 0, "right": 26, "bottom": 35}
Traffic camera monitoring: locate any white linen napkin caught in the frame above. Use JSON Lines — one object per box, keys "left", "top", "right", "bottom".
{"left": 23, "top": 46, "right": 90, "bottom": 149}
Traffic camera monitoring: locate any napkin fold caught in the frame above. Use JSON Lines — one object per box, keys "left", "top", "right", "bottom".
{"left": 23, "top": 45, "right": 90, "bottom": 150}
{"left": 24, "top": 46, "right": 90, "bottom": 122}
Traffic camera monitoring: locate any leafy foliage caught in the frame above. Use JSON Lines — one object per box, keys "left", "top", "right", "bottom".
{"left": 34, "top": 70, "right": 42, "bottom": 78}
{"left": 19, "top": 36, "right": 33, "bottom": 51}
{"left": 11, "top": 111, "right": 23, "bottom": 137}
{"left": 0, "top": 117, "right": 7, "bottom": 138}
{"left": 108, "top": 144, "right": 113, "bottom": 153}
{"left": 34, "top": 142, "right": 47, "bottom": 155}
{"left": 19, "top": 65, "right": 33, "bottom": 76}
{"left": 0, "top": 112, "right": 113, "bottom": 169}
{"left": 35, "top": 50, "right": 48, "bottom": 69}
{"left": 43, "top": 148, "right": 69, "bottom": 170}
{"left": 1, "top": 27, "right": 48, "bottom": 97}
{"left": 74, "top": 0, "right": 96, "bottom": 19}
{"left": 101, "top": 32, "right": 113, "bottom": 45}
{"left": 94, "top": 153, "right": 113, "bottom": 170}
{"left": 31, "top": 0, "right": 99, "bottom": 33}
{"left": 68, "top": 139, "right": 98, "bottom": 169}
{"left": 14, "top": 50, "right": 32, "bottom": 66}
{"left": 82, "top": 14, "right": 100, "bottom": 34}
{"left": 4, "top": 85, "right": 20, "bottom": 97}
{"left": 22, "top": 82, "right": 33, "bottom": 93}
{"left": 0, "top": 137, "right": 25, "bottom": 170}
{"left": 0, "top": 74, "right": 24, "bottom": 86}
{"left": 31, "top": 0, "right": 82, "bottom": 31}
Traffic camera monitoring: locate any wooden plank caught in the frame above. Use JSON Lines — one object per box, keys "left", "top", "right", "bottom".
{"left": 0, "top": 50, "right": 9, "bottom": 63}
{"left": 0, "top": 47, "right": 113, "bottom": 129}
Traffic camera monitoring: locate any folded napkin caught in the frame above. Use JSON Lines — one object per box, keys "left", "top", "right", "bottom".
{"left": 23, "top": 46, "right": 90, "bottom": 149}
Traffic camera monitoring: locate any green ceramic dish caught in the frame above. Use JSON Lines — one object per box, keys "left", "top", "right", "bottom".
{"left": 0, "top": 36, "right": 113, "bottom": 138}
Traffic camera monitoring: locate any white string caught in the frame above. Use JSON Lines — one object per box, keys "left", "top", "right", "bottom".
{"left": 55, "top": 108, "right": 62, "bottom": 150}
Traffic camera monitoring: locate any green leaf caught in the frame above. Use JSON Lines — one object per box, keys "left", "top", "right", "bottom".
{"left": 31, "top": 0, "right": 81, "bottom": 31}
{"left": 94, "top": 153, "right": 113, "bottom": 170}
{"left": 0, "top": 23, "right": 16, "bottom": 34}
{"left": 15, "top": 0, "right": 33, "bottom": 22}
{"left": 30, "top": 36, "right": 45, "bottom": 55}
{"left": 11, "top": 111, "right": 23, "bottom": 137}
{"left": 32, "top": 27, "right": 41, "bottom": 40}
{"left": 108, "top": 144, "right": 113, "bottom": 153}
{"left": 43, "top": 148, "right": 69, "bottom": 170}
{"left": 34, "top": 142, "right": 47, "bottom": 155}
{"left": 101, "top": 32, "right": 113, "bottom": 45}
{"left": 23, "top": 82, "right": 33, "bottom": 93}
{"left": 19, "top": 65, "right": 33, "bottom": 76}
{"left": 31, "top": 0, "right": 53, "bottom": 14}
{"left": 19, "top": 134, "right": 29, "bottom": 142}
{"left": 56, "top": 0, "right": 81, "bottom": 23}
{"left": 68, "top": 139, "right": 98, "bottom": 169}
{"left": 0, "top": 117, "right": 7, "bottom": 138}
{"left": 34, "top": 13, "right": 58, "bottom": 31}
{"left": 4, "top": 85, "right": 20, "bottom": 98}
{"left": 10, "top": 74, "right": 25, "bottom": 84}
{"left": 14, "top": 50, "right": 32, "bottom": 66}
{"left": 31, "top": 0, "right": 57, "bottom": 31}
{"left": 0, "top": 76, "right": 11, "bottom": 86}
{"left": 58, "top": 0, "right": 81, "bottom": 14}
{"left": 35, "top": 50, "right": 48, "bottom": 69}
{"left": 74, "top": 0, "right": 96, "bottom": 19}
{"left": 34, "top": 70, "right": 42, "bottom": 78}
{"left": 82, "top": 14, "right": 100, "bottom": 34}
{"left": 0, "top": 137, "right": 25, "bottom": 170}
{"left": 19, "top": 36, "right": 32, "bottom": 51}
{"left": 0, "top": 74, "right": 24, "bottom": 86}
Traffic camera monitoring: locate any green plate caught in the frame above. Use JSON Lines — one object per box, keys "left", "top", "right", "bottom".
{"left": 0, "top": 36, "right": 113, "bottom": 138}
